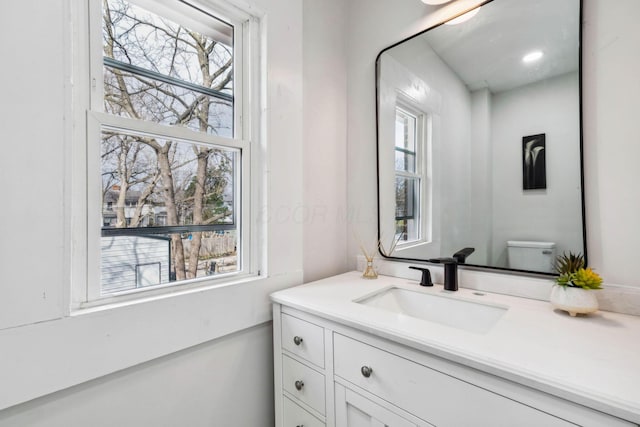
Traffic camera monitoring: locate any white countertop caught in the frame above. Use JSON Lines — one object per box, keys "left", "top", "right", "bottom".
{"left": 271, "top": 272, "right": 640, "bottom": 424}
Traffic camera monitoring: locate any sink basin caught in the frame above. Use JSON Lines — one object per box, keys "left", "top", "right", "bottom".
{"left": 355, "top": 287, "right": 508, "bottom": 334}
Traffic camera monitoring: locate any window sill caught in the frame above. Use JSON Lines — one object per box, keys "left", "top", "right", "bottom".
{"left": 73, "top": 271, "right": 263, "bottom": 313}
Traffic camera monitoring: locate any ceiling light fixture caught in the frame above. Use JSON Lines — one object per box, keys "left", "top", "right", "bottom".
{"left": 444, "top": 8, "right": 480, "bottom": 25}
{"left": 522, "top": 51, "right": 544, "bottom": 63}
{"left": 421, "top": 0, "right": 452, "bottom": 5}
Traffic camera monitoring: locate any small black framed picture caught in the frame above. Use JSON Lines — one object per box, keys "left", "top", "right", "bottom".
{"left": 522, "top": 133, "right": 546, "bottom": 190}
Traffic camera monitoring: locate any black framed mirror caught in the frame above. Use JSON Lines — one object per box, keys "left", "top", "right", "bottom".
{"left": 376, "top": 0, "right": 586, "bottom": 275}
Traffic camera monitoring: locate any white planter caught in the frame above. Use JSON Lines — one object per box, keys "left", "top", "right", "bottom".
{"left": 550, "top": 285, "right": 599, "bottom": 317}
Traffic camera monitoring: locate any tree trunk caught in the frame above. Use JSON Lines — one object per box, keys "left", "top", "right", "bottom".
{"left": 186, "top": 150, "right": 210, "bottom": 278}
{"left": 115, "top": 140, "right": 129, "bottom": 228}
{"left": 185, "top": 34, "right": 214, "bottom": 279}
{"left": 156, "top": 144, "right": 186, "bottom": 281}
{"left": 130, "top": 171, "right": 160, "bottom": 227}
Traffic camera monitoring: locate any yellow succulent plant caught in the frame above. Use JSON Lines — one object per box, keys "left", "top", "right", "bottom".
{"left": 571, "top": 267, "right": 603, "bottom": 289}
{"left": 554, "top": 252, "right": 603, "bottom": 289}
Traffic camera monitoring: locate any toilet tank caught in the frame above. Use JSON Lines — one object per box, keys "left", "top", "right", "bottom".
{"left": 507, "top": 241, "right": 556, "bottom": 273}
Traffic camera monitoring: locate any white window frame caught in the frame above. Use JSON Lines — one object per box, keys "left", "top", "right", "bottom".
{"left": 71, "top": 0, "right": 263, "bottom": 308}
{"left": 394, "top": 100, "right": 430, "bottom": 248}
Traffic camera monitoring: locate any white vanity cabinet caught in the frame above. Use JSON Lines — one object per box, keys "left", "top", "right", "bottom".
{"left": 274, "top": 310, "right": 330, "bottom": 426}
{"left": 273, "top": 304, "right": 637, "bottom": 427}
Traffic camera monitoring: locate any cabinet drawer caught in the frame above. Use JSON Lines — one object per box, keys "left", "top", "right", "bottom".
{"left": 283, "top": 355, "right": 326, "bottom": 415}
{"left": 282, "top": 313, "right": 325, "bottom": 368}
{"left": 334, "top": 334, "right": 574, "bottom": 427}
{"left": 283, "top": 396, "right": 325, "bottom": 427}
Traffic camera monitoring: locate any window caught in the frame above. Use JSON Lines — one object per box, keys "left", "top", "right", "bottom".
{"left": 394, "top": 105, "right": 426, "bottom": 243}
{"left": 85, "top": 0, "right": 257, "bottom": 301}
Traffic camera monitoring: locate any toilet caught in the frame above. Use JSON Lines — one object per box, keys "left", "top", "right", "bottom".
{"left": 507, "top": 241, "right": 556, "bottom": 273}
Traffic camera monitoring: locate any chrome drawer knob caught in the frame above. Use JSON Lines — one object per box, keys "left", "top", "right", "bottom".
{"left": 293, "top": 336, "right": 304, "bottom": 346}
{"left": 360, "top": 366, "right": 373, "bottom": 378}
{"left": 294, "top": 380, "right": 305, "bottom": 391}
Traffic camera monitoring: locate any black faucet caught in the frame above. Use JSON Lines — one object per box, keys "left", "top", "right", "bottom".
{"left": 409, "top": 266, "right": 433, "bottom": 286}
{"left": 427, "top": 257, "right": 459, "bottom": 291}
{"left": 452, "top": 247, "right": 475, "bottom": 264}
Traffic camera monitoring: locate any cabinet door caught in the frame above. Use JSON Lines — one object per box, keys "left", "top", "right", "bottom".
{"left": 283, "top": 396, "right": 325, "bottom": 427}
{"left": 335, "top": 383, "right": 429, "bottom": 427}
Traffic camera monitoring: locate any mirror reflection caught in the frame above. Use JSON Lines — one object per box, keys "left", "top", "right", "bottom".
{"left": 376, "top": 0, "right": 584, "bottom": 274}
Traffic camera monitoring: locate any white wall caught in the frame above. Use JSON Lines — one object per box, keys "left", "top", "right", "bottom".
{"left": 0, "top": 323, "right": 273, "bottom": 427}
{"left": 302, "top": 0, "right": 349, "bottom": 283}
{"left": 582, "top": 0, "right": 640, "bottom": 287}
{"left": 0, "top": 0, "right": 306, "bottom": 423}
{"left": 491, "top": 72, "right": 582, "bottom": 267}
{"left": 347, "top": 0, "right": 640, "bottom": 290}
{"left": 0, "top": 0, "right": 67, "bottom": 330}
